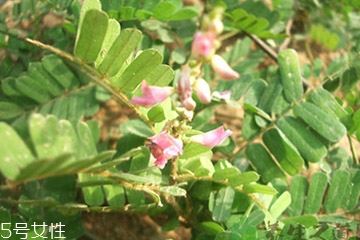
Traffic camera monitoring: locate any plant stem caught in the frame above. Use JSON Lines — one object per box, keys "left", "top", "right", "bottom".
{"left": 175, "top": 174, "right": 268, "bottom": 210}
{"left": 245, "top": 32, "right": 278, "bottom": 61}
{"left": 347, "top": 134, "right": 358, "bottom": 164}
{"left": 0, "top": 29, "right": 155, "bottom": 131}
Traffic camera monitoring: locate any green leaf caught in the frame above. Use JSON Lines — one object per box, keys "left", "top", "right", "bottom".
{"left": 0, "top": 123, "right": 35, "bottom": 180}
{"left": 304, "top": 172, "right": 328, "bottom": 214}
{"left": 229, "top": 9, "right": 278, "bottom": 39}
{"left": 277, "top": 117, "right": 327, "bottom": 162}
{"left": 74, "top": 9, "right": 109, "bottom": 63}
{"left": 293, "top": 102, "right": 346, "bottom": 143}
{"left": 243, "top": 183, "right": 278, "bottom": 195}
{"left": 210, "top": 187, "right": 235, "bottom": 222}
{"left": 119, "top": 119, "right": 154, "bottom": 138}
{"left": 103, "top": 185, "right": 125, "bottom": 207}
{"left": 278, "top": 49, "right": 303, "bottom": 102}
{"left": 282, "top": 215, "right": 318, "bottom": 228}
{"left": 181, "top": 142, "right": 210, "bottom": 160}
{"left": 16, "top": 75, "right": 51, "bottom": 103}
{"left": 242, "top": 113, "right": 261, "bottom": 140}
{"left": 42, "top": 55, "right": 79, "bottom": 90}
{"left": 79, "top": 174, "right": 105, "bottom": 206}
{"left": 98, "top": 28, "right": 142, "bottom": 77}
{"left": 147, "top": 105, "right": 165, "bottom": 123}
{"left": 309, "top": 87, "right": 350, "bottom": 127}
{"left": 244, "top": 103, "right": 272, "bottom": 122}
{"left": 258, "top": 80, "right": 283, "bottom": 113}
{"left": 270, "top": 191, "right": 291, "bottom": 220}
{"left": 114, "top": 49, "right": 163, "bottom": 92}
{"left": 77, "top": 0, "right": 102, "bottom": 39}
{"left": 179, "top": 143, "right": 213, "bottom": 173}
{"left": 1, "top": 77, "right": 21, "bottom": 97}
{"left": 288, "top": 176, "right": 308, "bottom": 216}
{"left": 112, "top": 172, "right": 159, "bottom": 184}
{"left": 263, "top": 128, "right": 304, "bottom": 175}
{"left": 324, "top": 169, "right": 351, "bottom": 213}
{"left": 310, "top": 24, "right": 339, "bottom": 50}
{"left": 159, "top": 186, "right": 186, "bottom": 196}
{"left": 347, "top": 170, "right": 360, "bottom": 210}
{"left": 29, "top": 114, "right": 77, "bottom": 159}
{"left": 169, "top": 7, "right": 198, "bottom": 21}
{"left": 213, "top": 168, "right": 259, "bottom": 187}
{"left": 95, "top": 18, "right": 121, "bottom": 67}
{"left": 153, "top": 1, "right": 177, "bottom": 20}
{"left": 179, "top": 156, "right": 214, "bottom": 177}
{"left": 146, "top": 64, "right": 174, "bottom": 86}
{"left": 0, "top": 101, "right": 23, "bottom": 119}
{"left": 246, "top": 144, "right": 285, "bottom": 182}
{"left": 28, "top": 62, "right": 63, "bottom": 97}
{"left": 198, "top": 221, "right": 225, "bottom": 235}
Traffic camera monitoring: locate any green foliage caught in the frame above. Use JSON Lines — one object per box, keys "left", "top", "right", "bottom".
{"left": 74, "top": 2, "right": 175, "bottom": 95}
{"left": 0, "top": 114, "right": 114, "bottom": 181}
{"left": 310, "top": 24, "right": 340, "bottom": 50}
{"left": 227, "top": 8, "right": 284, "bottom": 39}
{"left": 100, "top": 0, "right": 199, "bottom": 21}
{"left": 0, "top": 0, "right": 359, "bottom": 239}
{"left": 0, "top": 55, "right": 100, "bottom": 123}
{"left": 278, "top": 49, "right": 303, "bottom": 102}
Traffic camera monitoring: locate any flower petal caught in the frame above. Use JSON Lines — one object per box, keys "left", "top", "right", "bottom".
{"left": 191, "top": 32, "right": 216, "bottom": 58}
{"left": 191, "top": 126, "right": 232, "bottom": 148}
{"left": 149, "top": 132, "right": 183, "bottom": 169}
{"left": 211, "top": 55, "right": 239, "bottom": 80}
{"left": 194, "top": 78, "right": 212, "bottom": 104}
{"left": 131, "top": 81, "right": 172, "bottom": 107}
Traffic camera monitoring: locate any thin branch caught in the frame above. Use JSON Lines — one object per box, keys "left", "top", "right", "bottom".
{"left": 0, "top": 197, "right": 158, "bottom": 213}
{"left": 245, "top": 32, "right": 278, "bottom": 61}
{"left": 175, "top": 174, "right": 268, "bottom": 210}
{"left": 0, "top": 29, "right": 155, "bottom": 130}
{"left": 347, "top": 134, "right": 358, "bottom": 165}
{"left": 279, "top": 19, "right": 293, "bottom": 50}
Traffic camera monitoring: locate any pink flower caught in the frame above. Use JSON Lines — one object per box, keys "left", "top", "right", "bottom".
{"left": 178, "top": 66, "right": 196, "bottom": 111}
{"left": 194, "top": 78, "right": 211, "bottom": 104}
{"left": 191, "top": 32, "right": 216, "bottom": 59}
{"left": 130, "top": 81, "right": 172, "bottom": 107}
{"left": 148, "top": 132, "right": 183, "bottom": 169}
{"left": 191, "top": 126, "right": 232, "bottom": 148}
{"left": 211, "top": 55, "right": 239, "bottom": 80}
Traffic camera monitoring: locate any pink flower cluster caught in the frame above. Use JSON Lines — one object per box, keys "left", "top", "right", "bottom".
{"left": 191, "top": 32, "right": 239, "bottom": 80}
{"left": 148, "top": 126, "right": 231, "bottom": 168}
{"left": 148, "top": 132, "right": 183, "bottom": 169}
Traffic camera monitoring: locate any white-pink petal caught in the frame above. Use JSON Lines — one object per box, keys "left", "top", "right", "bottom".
{"left": 131, "top": 81, "right": 172, "bottom": 107}
{"left": 194, "top": 78, "right": 212, "bottom": 104}
{"left": 191, "top": 126, "right": 232, "bottom": 148}
{"left": 211, "top": 55, "right": 239, "bottom": 80}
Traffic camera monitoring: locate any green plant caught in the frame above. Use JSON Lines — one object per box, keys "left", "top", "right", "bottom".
{"left": 0, "top": 0, "right": 359, "bottom": 239}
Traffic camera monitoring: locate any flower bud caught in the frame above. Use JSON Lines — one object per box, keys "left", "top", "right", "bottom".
{"left": 208, "top": 17, "right": 224, "bottom": 34}
{"left": 183, "top": 97, "right": 196, "bottom": 111}
{"left": 211, "top": 55, "right": 239, "bottom": 80}
{"left": 178, "top": 66, "right": 196, "bottom": 110}
{"left": 194, "top": 78, "right": 211, "bottom": 104}
{"left": 191, "top": 32, "right": 216, "bottom": 59}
